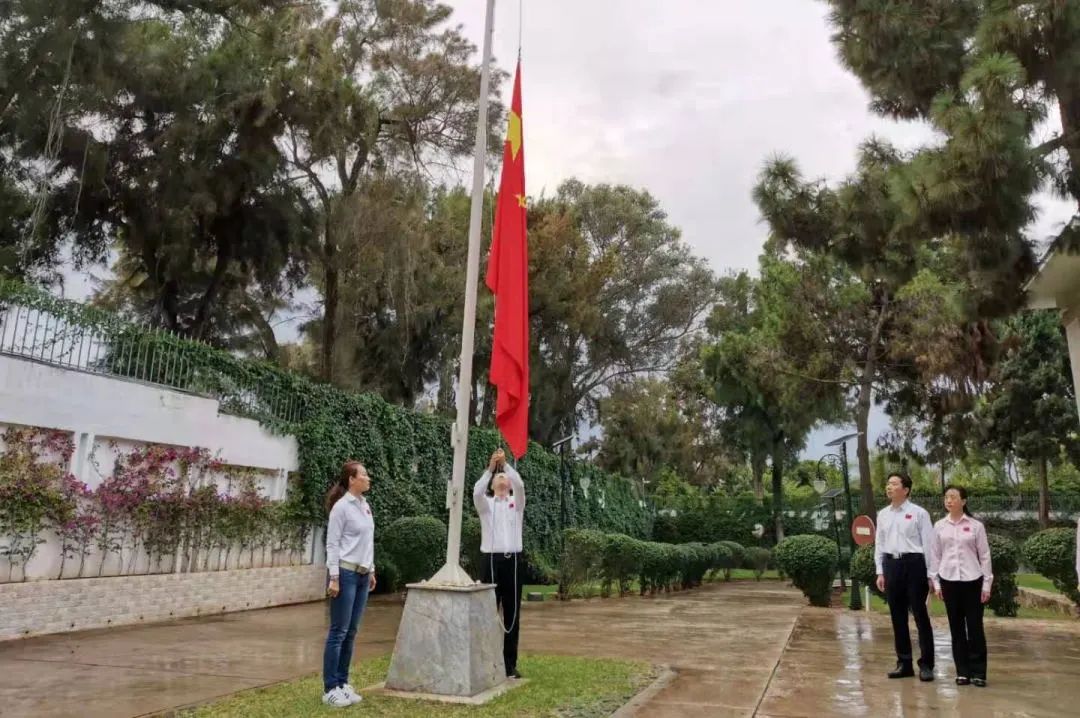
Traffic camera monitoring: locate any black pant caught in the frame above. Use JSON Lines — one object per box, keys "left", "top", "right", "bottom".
{"left": 483, "top": 552, "right": 523, "bottom": 674}
{"left": 940, "top": 577, "right": 987, "bottom": 680}
{"left": 884, "top": 553, "right": 934, "bottom": 668}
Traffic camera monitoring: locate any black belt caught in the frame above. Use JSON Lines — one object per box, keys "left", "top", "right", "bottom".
{"left": 885, "top": 552, "right": 924, "bottom": 560}
{"left": 486, "top": 551, "right": 520, "bottom": 559}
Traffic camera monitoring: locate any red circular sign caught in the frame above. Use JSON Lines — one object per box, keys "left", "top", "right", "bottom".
{"left": 851, "top": 515, "right": 875, "bottom": 546}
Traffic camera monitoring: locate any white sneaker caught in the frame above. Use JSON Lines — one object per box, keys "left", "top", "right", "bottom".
{"left": 341, "top": 684, "right": 363, "bottom": 704}
{"left": 322, "top": 687, "right": 352, "bottom": 708}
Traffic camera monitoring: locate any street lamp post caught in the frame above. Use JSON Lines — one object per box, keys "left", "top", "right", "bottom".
{"left": 552, "top": 434, "right": 574, "bottom": 600}
{"left": 822, "top": 432, "right": 864, "bottom": 611}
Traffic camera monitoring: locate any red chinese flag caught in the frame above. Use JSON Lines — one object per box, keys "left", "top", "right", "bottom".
{"left": 485, "top": 62, "right": 529, "bottom": 458}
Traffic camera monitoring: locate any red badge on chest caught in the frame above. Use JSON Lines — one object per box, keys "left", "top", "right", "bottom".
{"left": 905, "top": 514, "right": 912, "bottom": 520}
{"left": 509, "top": 503, "right": 515, "bottom": 509}
{"left": 963, "top": 526, "right": 971, "bottom": 532}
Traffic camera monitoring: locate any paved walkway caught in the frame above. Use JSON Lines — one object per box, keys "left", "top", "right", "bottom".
{"left": 2, "top": 581, "right": 1079, "bottom": 717}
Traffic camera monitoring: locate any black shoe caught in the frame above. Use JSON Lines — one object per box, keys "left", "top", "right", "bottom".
{"left": 919, "top": 666, "right": 935, "bottom": 682}
{"left": 508, "top": 669, "right": 522, "bottom": 680}
{"left": 956, "top": 677, "right": 970, "bottom": 686}
{"left": 888, "top": 663, "right": 915, "bottom": 679}
{"left": 972, "top": 677, "right": 987, "bottom": 688}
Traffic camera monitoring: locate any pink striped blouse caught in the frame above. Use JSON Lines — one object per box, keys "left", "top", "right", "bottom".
{"left": 928, "top": 514, "right": 993, "bottom": 593}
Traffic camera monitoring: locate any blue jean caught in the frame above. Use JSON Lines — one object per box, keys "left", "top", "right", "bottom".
{"left": 322, "top": 568, "right": 370, "bottom": 692}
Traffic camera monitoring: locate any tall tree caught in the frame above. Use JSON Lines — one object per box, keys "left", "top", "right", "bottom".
{"left": 279, "top": 0, "right": 498, "bottom": 382}
{"left": 699, "top": 257, "right": 845, "bottom": 539}
{"left": 822, "top": 0, "right": 1079, "bottom": 246}
{"left": 977, "top": 310, "right": 1080, "bottom": 527}
{"left": 1, "top": 1, "right": 316, "bottom": 338}
{"left": 754, "top": 137, "right": 1023, "bottom": 518}
{"left": 524, "top": 180, "right": 718, "bottom": 445}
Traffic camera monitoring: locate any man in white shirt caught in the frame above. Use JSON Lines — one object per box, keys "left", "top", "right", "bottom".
{"left": 473, "top": 448, "right": 526, "bottom": 679}
{"left": 874, "top": 471, "right": 936, "bottom": 682}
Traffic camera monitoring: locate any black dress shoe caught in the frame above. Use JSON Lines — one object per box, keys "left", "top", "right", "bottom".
{"left": 888, "top": 663, "right": 915, "bottom": 679}
{"left": 508, "top": 669, "right": 522, "bottom": 680}
{"left": 956, "top": 677, "right": 970, "bottom": 686}
{"left": 919, "top": 666, "right": 935, "bottom": 682}
{"left": 972, "top": 677, "right": 987, "bottom": 687}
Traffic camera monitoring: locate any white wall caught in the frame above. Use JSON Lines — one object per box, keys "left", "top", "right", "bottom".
{"left": 0, "top": 354, "right": 309, "bottom": 582}
{"left": 0, "top": 354, "right": 298, "bottom": 471}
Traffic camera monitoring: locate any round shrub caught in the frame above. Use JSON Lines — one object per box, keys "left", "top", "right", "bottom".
{"left": 745, "top": 546, "right": 771, "bottom": 580}
{"left": 1023, "top": 528, "right": 1080, "bottom": 607}
{"left": 849, "top": 544, "right": 883, "bottom": 599}
{"left": 774, "top": 535, "right": 839, "bottom": 607}
{"left": 987, "top": 533, "right": 1020, "bottom": 617}
{"left": 718, "top": 540, "right": 745, "bottom": 580}
{"left": 380, "top": 516, "right": 447, "bottom": 586}
{"left": 373, "top": 557, "right": 400, "bottom": 594}
{"left": 602, "top": 533, "right": 643, "bottom": 596}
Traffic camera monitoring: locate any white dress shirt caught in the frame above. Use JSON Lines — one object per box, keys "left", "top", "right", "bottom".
{"left": 874, "top": 499, "right": 935, "bottom": 577}
{"left": 473, "top": 464, "right": 526, "bottom": 553}
{"left": 326, "top": 492, "right": 375, "bottom": 579}
{"left": 928, "top": 514, "right": 993, "bottom": 592}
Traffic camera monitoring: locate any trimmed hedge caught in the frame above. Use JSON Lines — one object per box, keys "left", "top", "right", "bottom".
{"left": 987, "top": 534, "right": 1020, "bottom": 617}
{"left": 381, "top": 516, "right": 446, "bottom": 586}
{"left": 774, "top": 535, "right": 839, "bottom": 607}
{"left": 1023, "top": 528, "right": 1080, "bottom": 607}
{"left": 745, "top": 546, "right": 772, "bottom": 580}
{"left": 559, "top": 529, "right": 733, "bottom": 598}
{"left": 717, "top": 540, "right": 745, "bottom": 580}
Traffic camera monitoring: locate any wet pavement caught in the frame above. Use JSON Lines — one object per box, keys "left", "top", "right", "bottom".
{"left": 1, "top": 581, "right": 1078, "bottom": 717}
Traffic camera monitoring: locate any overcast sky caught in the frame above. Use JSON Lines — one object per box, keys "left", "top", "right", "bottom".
{"left": 446, "top": 0, "right": 1078, "bottom": 459}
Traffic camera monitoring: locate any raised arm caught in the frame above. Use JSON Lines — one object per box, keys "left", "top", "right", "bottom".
{"left": 473, "top": 470, "right": 492, "bottom": 515}
{"left": 505, "top": 463, "right": 525, "bottom": 511}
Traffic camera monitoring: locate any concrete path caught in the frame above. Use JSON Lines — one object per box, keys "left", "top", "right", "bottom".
{"left": 2, "top": 581, "right": 1079, "bottom": 717}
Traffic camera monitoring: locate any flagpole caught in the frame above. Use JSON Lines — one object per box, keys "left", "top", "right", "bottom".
{"left": 429, "top": 0, "right": 496, "bottom": 587}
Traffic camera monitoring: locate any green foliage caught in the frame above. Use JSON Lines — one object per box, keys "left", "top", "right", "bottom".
{"left": 987, "top": 534, "right": 1020, "bottom": 617}
{"left": 849, "top": 543, "right": 889, "bottom": 599}
{"left": 717, "top": 540, "right": 745, "bottom": 580}
{"left": 744, "top": 546, "right": 772, "bottom": 580}
{"left": 1023, "top": 529, "right": 1080, "bottom": 607}
{"left": 380, "top": 517, "right": 447, "bottom": 587}
{"left": 774, "top": 535, "right": 840, "bottom": 607}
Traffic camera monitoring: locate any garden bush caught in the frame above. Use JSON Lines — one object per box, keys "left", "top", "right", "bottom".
{"left": 745, "top": 546, "right": 771, "bottom": 580}
{"left": 560, "top": 528, "right": 607, "bottom": 597}
{"left": 717, "top": 540, "right": 745, "bottom": 580}
{"left": 380, "top": 516, "right": 446, "bottom": 586}
{"left": 1023, "top": 528, "right": 1080, "bottom": 606}
{"left": 601, "top": 533, "right": 645, "bottom": 596}
{"left": 987, "top": 533, "right": 1020, "bottom": 617}
{"left": 774, "top": 535, "right": 839, "bottom": 607}
{"left": 849, "top": 544, "right": 883, "bottom": 599}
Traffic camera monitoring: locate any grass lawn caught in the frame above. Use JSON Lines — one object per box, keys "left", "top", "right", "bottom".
{"left": 523, "top": 570, "right": 781, "bottom": 600}
{"left": 184, "top": 654, "right": 655, "bottom": 718}
{"left": 1017, "top": 573, "right": 1060, "bottom": 594}
{"left": 839, "top": 588, "right": 1069, "bottom": 621}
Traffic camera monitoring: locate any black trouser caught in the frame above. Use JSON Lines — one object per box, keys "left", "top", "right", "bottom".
{"left": 884, "top": 553, "right": 934, "bottom": 668}
{"left": 483, "top": 552, "right": 523, "bottom": 674}
{"left": 940, "top": 577, "right": 987, "bottom": 680}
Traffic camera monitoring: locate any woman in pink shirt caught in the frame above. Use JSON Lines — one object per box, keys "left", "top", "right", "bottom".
{"left": 929, "top": 485, "right": 992, "bottom": 688}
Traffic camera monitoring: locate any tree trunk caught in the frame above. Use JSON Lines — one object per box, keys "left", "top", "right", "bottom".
{"left": 1038, "top": 456, "right": 1051, "bottom": 529}
{"left": 856, "top": 302, "right": 888, "bottom": 521}
{"left": 771, "top": 439, "right": 785, "bottom": 543}
{"left": 1056, "top": 81, "right": 1080, "bottom": 203}
{"left": 855, "top": 378, "right": 875, "bottom": 520}
{"left": 751, "top": 453, "right": 766, "bottom": 501}
{"left": 436, "top": 359, "right": 456, "bottom": 415}
{"left": 322, "top": 257, "right": 338, "bottom": 382}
